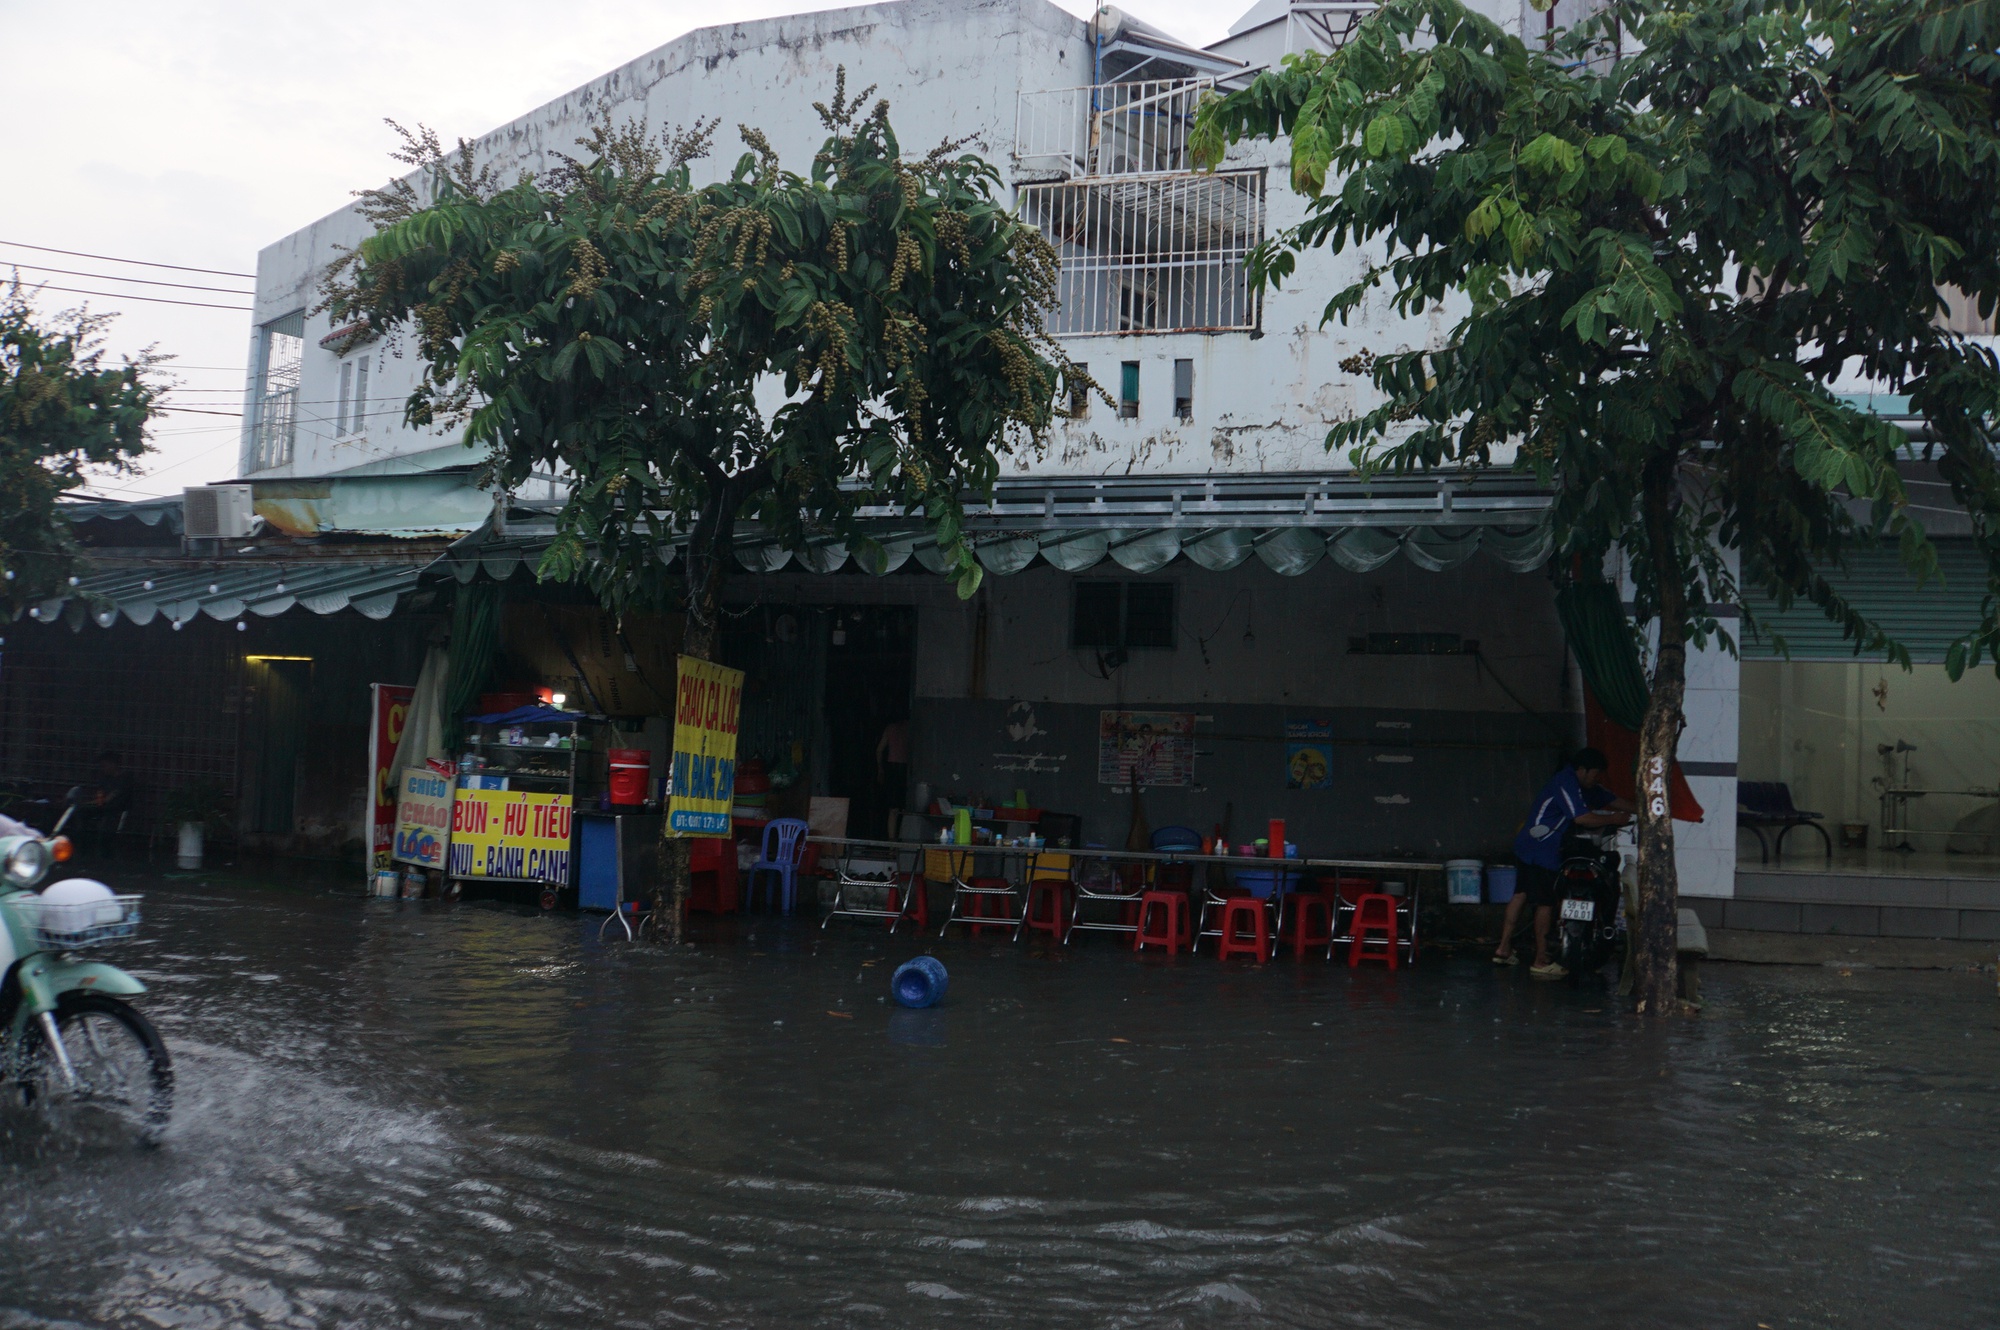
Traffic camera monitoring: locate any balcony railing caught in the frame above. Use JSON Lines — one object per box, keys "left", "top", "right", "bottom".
{"left": 1014, "top": 78, "right": 1216, "bottom": 182}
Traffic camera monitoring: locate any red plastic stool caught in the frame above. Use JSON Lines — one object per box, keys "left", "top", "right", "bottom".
{"left": 1134, "top": 889, "right": 1191, "bottom": 954}
{"left": 889, "top": 875, "right": 930, "bottom": 932}
{"left": 1278, "top": 891, "right": 1334, "bottom": 959}
{"left": 1020, "top": 879, "right": 1073, "bottom": 941}
{"left": 1215, "top": 896, "right": 1270, "bottom": 962}
{"left": 965, "top": 879, "right": 1014, "bottom": 936}
{"left": 1348, "top": 892, "right": 1400, "bottom": 968}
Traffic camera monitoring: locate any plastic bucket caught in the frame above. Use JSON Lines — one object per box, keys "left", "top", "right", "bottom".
{"left": 1445, "top": 859, "right": 1483, "bottom": 904}
{"left": 1485, "top": 865, "right": 1517, "bottom": 904}
{"left": 891, "top": 955, "right": 949, "bottom": 1009}
{"left": 608, "top": 749, "right": 649, "bottom": 807}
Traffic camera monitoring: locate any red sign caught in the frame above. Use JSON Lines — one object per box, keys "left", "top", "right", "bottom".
{"left": 369, "top": 683, "right": 415, "bottom": 875}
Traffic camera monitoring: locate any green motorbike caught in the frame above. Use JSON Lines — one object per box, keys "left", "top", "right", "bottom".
{"left": 0, "top": 814, "right": 172, "bottom": 1146}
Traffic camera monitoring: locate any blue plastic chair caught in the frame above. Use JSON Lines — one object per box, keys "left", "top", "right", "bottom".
{"left": 745, "top": 818, "right": 810, "bottom": 914}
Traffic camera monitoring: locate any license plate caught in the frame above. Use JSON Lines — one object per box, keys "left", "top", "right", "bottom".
{"left": 1560, "top": 898, "right": 1595, "bottom": 922}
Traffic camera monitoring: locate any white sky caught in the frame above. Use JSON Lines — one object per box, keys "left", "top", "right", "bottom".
{"left": 0, "top": 0, "right": 1238, "bottom": 501}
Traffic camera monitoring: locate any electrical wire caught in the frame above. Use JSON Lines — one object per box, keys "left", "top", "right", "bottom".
{"left": 4, "top": 262, "right": 251, "bottom": 296}
{"left": 18, "top": 284, "right": 251, "bottom": 311}
{"left": 0, "top": 239, "right": 255, "bottom": 279}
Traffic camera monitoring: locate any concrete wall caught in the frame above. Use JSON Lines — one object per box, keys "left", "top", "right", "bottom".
{"left": 904, "top": 551, "right": 1579, "bottom": 859}
{"left": 244, "top": 0, "right": 1527, "bottom": 485}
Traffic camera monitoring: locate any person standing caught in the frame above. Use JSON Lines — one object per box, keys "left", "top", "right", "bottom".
{"left": 1496, "top": 747, "right": 1633, "bottom": 978}
{"left": 875, "top": 716, "right": 910, "bottom": 835}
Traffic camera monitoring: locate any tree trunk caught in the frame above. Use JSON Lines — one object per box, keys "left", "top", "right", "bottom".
{"left": 1630, "top": 452, "right": 1685, "bottom": 1014}
{"left": 650, "top": 481, "right": 736, "bottom": 944}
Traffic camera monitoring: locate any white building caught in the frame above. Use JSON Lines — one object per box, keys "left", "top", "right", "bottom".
{"left": 213, "top": 0, "right": 2000, "bottom": 929}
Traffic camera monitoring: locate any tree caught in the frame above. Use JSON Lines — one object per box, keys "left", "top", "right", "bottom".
{"left": 327, "top": 76, "right": 1079, "bottom": 938}
{"left": 0, "top": 282, "right": 159, "bottom": 619}
{"left": 1194, "top": 0, "right": 2000, "bottom": 1011}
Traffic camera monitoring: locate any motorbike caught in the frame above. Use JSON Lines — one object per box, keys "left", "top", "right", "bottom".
{"left": 1553, "top": 827, "right": 1629, "bottom": 981}
{"left": 0, "top": 806, "right": 172, "bottom": 1146}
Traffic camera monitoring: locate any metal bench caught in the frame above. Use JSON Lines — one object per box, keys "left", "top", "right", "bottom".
{"left": 1736, "top": 781, "right": 1832, "bottom": 864}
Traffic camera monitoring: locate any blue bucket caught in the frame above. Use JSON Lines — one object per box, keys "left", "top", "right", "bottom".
{"left": 891, "top": 955, "right": 949, "bottom": 1009}
{"left": 1485, "top": 865, "right": 1517, "bottom": 904}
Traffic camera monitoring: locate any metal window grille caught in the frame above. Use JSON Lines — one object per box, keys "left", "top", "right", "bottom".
{"left": 1020, "top": 171, "right": 1265, "bottom": 336}
{"left": 1014, "top": 79, "right": 1215, "bottom": 181}
{"left": 249, "top": 311, "right": 304, "bottom": 471}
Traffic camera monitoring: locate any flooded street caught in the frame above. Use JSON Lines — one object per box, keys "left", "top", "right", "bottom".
{"left": 4, "top": 871, "right": 1998, "bottom": 1328}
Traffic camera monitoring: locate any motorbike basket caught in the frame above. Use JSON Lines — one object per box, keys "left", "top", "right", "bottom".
{"left": 4, "top": 893, "right": 143, "bottom": 950}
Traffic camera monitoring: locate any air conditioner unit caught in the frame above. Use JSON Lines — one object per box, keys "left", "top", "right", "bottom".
{"left": 183, "top": 485, "right": 257, "bottom": 539}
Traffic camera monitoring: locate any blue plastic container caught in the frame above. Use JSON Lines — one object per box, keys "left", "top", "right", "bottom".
{"left": 891, "top": 955, "right": 949, "bottom": 1009}
{"left": 1485, "top": 865, "right": 1517, "bottom": 904}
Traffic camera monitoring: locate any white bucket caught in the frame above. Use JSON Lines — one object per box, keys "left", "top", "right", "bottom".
{"left": 175, "top": 821, "right": 203, "bottom": 870}
{"left": 1445, "top": 859, "right": 1483, "bottom": 904}
{"left": 373, "top": 869, "right": 399, "bottom": 897}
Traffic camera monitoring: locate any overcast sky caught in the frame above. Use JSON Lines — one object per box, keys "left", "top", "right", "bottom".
{"left": 0, "top": 0, "right": 1239, "bottom": 500}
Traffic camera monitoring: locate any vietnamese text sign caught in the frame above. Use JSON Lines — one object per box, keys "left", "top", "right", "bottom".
{"left": 669, "top": 654, "right": 744, "bottom": 836}
{"left": 393, "top": 767, "right": 454, "bottom": 869}
{"left": 447, "top": 788, "right": 573, "bottom": 883}
{"left": 1096, "top": 710, "right": 1195, "bottom": 787}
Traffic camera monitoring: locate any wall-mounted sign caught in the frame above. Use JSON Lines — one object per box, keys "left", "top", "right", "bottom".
{"left": 1286, "top": 720, "right": 1333, "bottom": 790}
{"left": 1097, "top": 710, "right": 1195, "bottom": 787}
{"left": 669, "top": 654, "right": 744, "bottom": 836}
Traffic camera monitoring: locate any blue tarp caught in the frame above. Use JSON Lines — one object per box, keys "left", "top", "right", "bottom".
{"left": 465, "top": 705, "right": 586, "bottom": 725}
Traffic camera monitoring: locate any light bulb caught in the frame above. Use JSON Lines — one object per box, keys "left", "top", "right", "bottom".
{"left": 172, "top": 620, "right": 183, "bottom": 631}
{"left": 236, "top": 621, "right": 247, "bottom": 632}
{"left": 208, "top": 583, "right": 219, "bottom": 594}
{"left": 551, "top": 692, "right": 567, "bottom": 708}
{"left": 142, "top": 580, "right": 154, "bottom": 590}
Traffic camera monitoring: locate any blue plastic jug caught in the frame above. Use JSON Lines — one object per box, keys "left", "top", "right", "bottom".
{"left": 891, "top": 955, "right": 949, "bottom": 1009}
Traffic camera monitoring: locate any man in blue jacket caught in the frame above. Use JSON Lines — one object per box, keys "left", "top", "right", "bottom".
{"left": 1495, "top": 747, "right": 1634, "bottom": 978}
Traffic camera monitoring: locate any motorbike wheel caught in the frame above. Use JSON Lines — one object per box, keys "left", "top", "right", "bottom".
{"left": 16, "top": 992, "right": 173, "bottom": 1147}
{"left": 1560, "top": 921, "right": 1589, "bottom": 977}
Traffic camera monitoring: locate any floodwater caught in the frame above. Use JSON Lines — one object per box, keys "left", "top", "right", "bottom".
{"left": 4, "top": 871, "right": 1998, "bottom": 1329}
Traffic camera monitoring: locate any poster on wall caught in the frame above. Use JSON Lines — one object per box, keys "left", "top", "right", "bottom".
{"left": 1285, "top": 720, "right": 1334, "bottom": 790}
{"left": 1096, "top": 710, "right": 1196, "bottom": 787}
{"left": 367, "top": 683, "right": 415, "bottom": 880}
{"left": 447, "top": 788, "right": 573, "bottom": 882}
{"left": 668, "top": 654, "right": 745, "bottom": 836}
{"left": 392, "top": 767, "right": 454, "bottom": 869}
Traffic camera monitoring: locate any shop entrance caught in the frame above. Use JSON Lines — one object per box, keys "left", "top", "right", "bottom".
{"left": 821, "top": 607, "right": 914, "bottom": 840}
{"left": 248, "top": 657, "right": 311, "bottom": 835}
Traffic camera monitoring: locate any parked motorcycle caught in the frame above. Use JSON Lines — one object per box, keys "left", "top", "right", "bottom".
{"left": 0, "top": 808, "right": 172, "bottom": 1146}
{"left": 1554, "top": 827, "right": 1628, "bottom": 980}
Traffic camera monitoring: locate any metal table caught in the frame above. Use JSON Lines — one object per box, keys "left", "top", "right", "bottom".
{"left": 1878, "top": 786, "right": 2000, "bottom": 851}
{"left": 810, "top": 836, "right": 1443, "bottom": 956}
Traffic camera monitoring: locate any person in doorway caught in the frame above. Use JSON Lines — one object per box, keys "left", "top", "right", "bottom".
{"left": 74, "top": 750, "right": 134, "bottom": 854}
{"left": 1495, "top": 747, "right": 1633, "bottom": 978}
{"left": 875, "top": 715, "right": 910, "bottom": 835}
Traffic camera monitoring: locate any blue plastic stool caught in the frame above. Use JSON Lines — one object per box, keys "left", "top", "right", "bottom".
{"left": 891, "top": 955, "right": 949, "bottom": 1008}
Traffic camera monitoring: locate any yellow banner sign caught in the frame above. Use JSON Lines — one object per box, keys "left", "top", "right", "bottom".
{"left": 669, "top": 654, "right": 743, "bottom": 836}
{"left": 447, "top": 787, "right": 573, "bottom": 883}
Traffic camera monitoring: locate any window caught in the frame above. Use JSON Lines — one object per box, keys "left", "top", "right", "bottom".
{"left": 1071, "top": 580, "right": 1176, "bottom": 651}
{"left": 1119, "top": 361, "right": 1140, "bottom": 418}
{"left": 1018, "top": 170, "right": 1266, "bottom": 335}
{"left": 248, "top": 311, "right": 304, "bottom": 471}
{"left": 337, "top": 363, "right": 353, "bottom": 436}
{"left": 352, "top": 357, "right": 369, "bottom": 434}
{"left": 1067, "top": 368, "right": 1091, "bottom": 419}
{"left": 1173, "top": 358, "right": 1193, "bottom": 421}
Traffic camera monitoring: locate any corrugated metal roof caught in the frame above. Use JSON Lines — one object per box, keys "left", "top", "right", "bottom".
{"left": 1742, "top": 543, "right": 1994, "bottom": 663}
{"left": 22, "top": 556, "right": 428, "bottom": 630}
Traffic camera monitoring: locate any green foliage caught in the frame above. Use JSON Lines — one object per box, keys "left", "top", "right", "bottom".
{"left": 1195, "top": 0, "right": 2000, "bottom": 678}
{"left": 0, "top": 283, "right": 159, "bottom": 618}
{"left": 325, "top": 79, "right": 1079, "bottom": 627}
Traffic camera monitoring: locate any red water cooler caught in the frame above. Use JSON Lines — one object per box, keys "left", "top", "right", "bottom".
{"left": 608, "top": 749, "right": 651, "bottom": 807}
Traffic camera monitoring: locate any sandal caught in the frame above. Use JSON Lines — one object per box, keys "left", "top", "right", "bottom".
{"left": 1491, "top": 951, "right": 1518, "bottom": 966}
